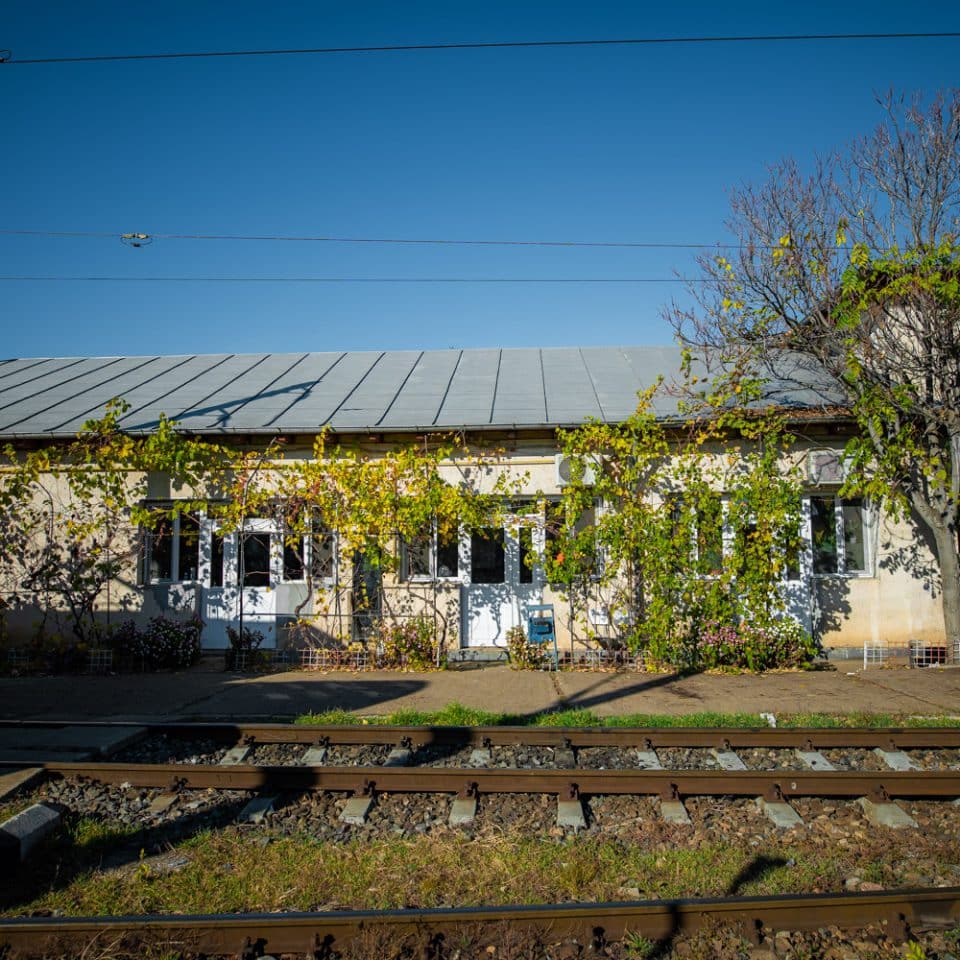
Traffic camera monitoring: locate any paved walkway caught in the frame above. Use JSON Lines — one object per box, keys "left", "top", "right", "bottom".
{"left": 0, "top": 661, "right": 957, "bottom": 722}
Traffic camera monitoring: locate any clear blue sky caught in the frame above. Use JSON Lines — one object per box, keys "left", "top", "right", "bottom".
{"left": 2, "top": 1, "right": 957, "bottom": 359}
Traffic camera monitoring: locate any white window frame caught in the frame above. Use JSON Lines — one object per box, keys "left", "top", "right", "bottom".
{"left": 401, "top": 521, "right": 460, "bottom": 582}
{"left": 280, "top": 528, "right": 337, "bottom": 586}
{"left": 143, "top": 507, "right": 201, "bottom": 584}
{"left": 806, "top": 494, "right": 873, "bottom": 578}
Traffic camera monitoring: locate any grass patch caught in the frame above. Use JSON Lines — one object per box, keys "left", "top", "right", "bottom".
{"left": 296, "top": 702, "right": 960, "bottom": 729}
{"left": 11, "top": 827, "right": 957, "bottom": 919}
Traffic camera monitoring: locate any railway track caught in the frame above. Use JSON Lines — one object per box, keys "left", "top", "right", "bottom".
{"left": 3, "top": 721, "right": 960, "bottom": 827}
{"left": 1, "top": 888, "right": 959, "bottom": 958}
{"left": 3, "top": 722, "right": 960, "bottom": 956}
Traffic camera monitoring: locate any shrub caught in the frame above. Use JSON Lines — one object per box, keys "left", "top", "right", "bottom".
{"left": 696, "top": 618, "right": 818, "bottom": 672}
{"left": 506, "top": 625, "right": 547, "bottom": 670}
{"left": 118, "top": 615, "right": 203, "bottom": 670}
{"left": 374, "top": 616, "right": 445, "bottom": 670}
{"left": 225, "top": 624, "right": 270, "bottom": 671}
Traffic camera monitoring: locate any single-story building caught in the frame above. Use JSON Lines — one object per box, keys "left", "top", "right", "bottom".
{"left": 0, "top": 347, "right": 949, "bottom": 662}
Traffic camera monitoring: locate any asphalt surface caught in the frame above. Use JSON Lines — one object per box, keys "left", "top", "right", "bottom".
{"left": 0, "top": 660, "right": 957, "bottom": 722}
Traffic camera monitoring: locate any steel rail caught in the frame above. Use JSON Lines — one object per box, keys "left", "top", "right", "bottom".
{"left": 1, "top": 888, "right": 958, "bottom": 955}
{"left": 10, "top": 760, "right": 960, "bottom": 800}
{"left": 4, "top": 719, "right": 960, "bottom": 749}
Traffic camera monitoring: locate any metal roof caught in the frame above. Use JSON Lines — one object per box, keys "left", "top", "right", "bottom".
{"left": 0, "top": 347, "right": 840, "bottom": 438}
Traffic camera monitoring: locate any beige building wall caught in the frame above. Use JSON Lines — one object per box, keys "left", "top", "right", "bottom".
{"left": 1, "top": 435, "right": 950, "bottom": 658}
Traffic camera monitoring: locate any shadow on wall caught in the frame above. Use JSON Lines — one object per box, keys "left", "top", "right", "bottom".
{"left": 878, "top": 508, "right": 942, "bottom": 599}
{"left": 811, "top": 577, "right": 853, "bottom": 641}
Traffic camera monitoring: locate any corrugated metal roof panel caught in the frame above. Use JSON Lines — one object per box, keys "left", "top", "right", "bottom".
{"left": 45, "top": 355, "right": 201, "bottom": 434}
{"left": 491, "top": 349, "right": 547, "bottom": 425}
{"left": 270, "top": 351, "right": 376, "bottom": 428}
{"left": 328, "top": 351, "right": 423, "bottom": 429}
{"left": 378, "top": 350, "right": 461, "bottom": 429}
{"left": 543, "top": 348, "right": 604, "bottom": 423}
{"left": 122, "top": 354, "right": 272, "bottom": 432}
{"left": 0, "top": 347, "right": 839, "bottom": 437}
{"left": 433, "top": 349, "right": 501, "bottom": 427}
{"left": 0, "top": 357, "right": 160, "bottom": 433}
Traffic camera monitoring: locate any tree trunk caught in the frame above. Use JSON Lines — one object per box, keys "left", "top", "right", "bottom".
{"left": 934, "top": 524, "right": 960, "bottom": 663}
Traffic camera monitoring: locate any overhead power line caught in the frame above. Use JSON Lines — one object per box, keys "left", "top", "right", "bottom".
{"left": 0, "top": 228, "right": 735, "bottom": 250}
{"left": 1, "top": 31, "right": 957, "bottom": 65}
{"left": 0, "top": 275, "right": 698, "bottom": 283}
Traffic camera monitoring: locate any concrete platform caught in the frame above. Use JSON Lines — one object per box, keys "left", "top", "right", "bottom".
{"left": 0, "top": 663, "right": 956, "bottom": 723}
{"left": 0, "top": 725, "right": 146, "bottom": 762}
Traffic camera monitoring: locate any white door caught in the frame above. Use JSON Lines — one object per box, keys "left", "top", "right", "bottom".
{"left": 200, "top": 520, "right": 278, "bottom": 649}
{"left": 779, "top": 499, "right": 813, "bottom": 634}
{"left": 462, "top": 517, "right": 544, "bottom": 647}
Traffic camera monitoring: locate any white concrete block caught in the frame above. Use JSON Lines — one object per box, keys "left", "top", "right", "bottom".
{"left": 795, "top": 750, "right": 836, "bottom": 771}
{"left": 449, "top": 796, "right": 477, "bottom": 826}
{"left": 634, "top": 750, "right": 663, "bottom": 770}
{"left": 873, "top": 749, "right": 918, "bottom": 772}
{"left": 238, "top": 796, "right": 276, "bottom": 824}
{"left": 0, "top": 802, "right": 61, "bottom": 860}
{"left": 660, "top": 799, "right": 692, "bottom": 825}
{"left": 557, "top": 798, "right": 587, "bottom": 830}
{"left": 340, "top": 795, "right": 374, "bottom": 825}
{"left": 220, "top": 745, "right": 253, "bottom": 765}
{"left": 757, "top": 798, "right": 804, "bottom": 828}
{"left": 711, "top": 749, "right": 747, "bottom": 771}
{"left": 301, "top": 746, "right": 328, "bottom": 765}
{"left": 858, "top": 798, "right": 918, "bottom": 829}
{"left": 384, "top": 748, "right": 412, "bottom": 767}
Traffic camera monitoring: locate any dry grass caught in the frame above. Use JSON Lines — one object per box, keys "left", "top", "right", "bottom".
{"left": 6, "top": 822, "right": 960, "bottom": 920}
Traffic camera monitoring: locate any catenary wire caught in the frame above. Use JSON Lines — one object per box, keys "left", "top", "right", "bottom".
{"left": 1, "top": 32, "right": 958, "bottom": 65}
{"left": 0, "top": 229, "right": 763, "bottom": 250}
{"left": 0, "top": 275, "right": 702, "bottom": 283}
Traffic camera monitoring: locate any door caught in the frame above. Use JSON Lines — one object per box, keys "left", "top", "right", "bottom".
{"left": 462, "top": 517, "right": 544, "bottom": 646}
{"left": 200, "top": 519, "right": 278, "bottom": 649}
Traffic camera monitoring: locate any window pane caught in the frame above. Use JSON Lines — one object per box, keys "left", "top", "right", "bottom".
{"left": 781, "top": 499, "right": 802, "bottom": 580}
{"left": 471, "top": 529, "right": 505, "bottom": 584}
{"left": 176, "top": 514, "right": 199, "bottom": 581}
{"left": 403, "top": 532, "right": 431, "bottom": 579}
{"left": 810, "top": 496, "right": 838, "bottom": 575}
{"left": 735, "top": 521, "right": 759, "bottom": 578}
{"left": 842, "top": 499, "right": 866, "bottom": 573}
{"left": 696, "top": 498, "right": 723, "bottom": 575}
{"left": 283, "top": 537, "right": 305, "bottom": 581}
{"left": 242, "top": 533, "right": 271, "bottom": 587}
{"left": 436, "top": 532, "right": 459, "bottom": 578}
{"left": 311, "top": 532, "right": 335, "bottom": 581}
{"left": 148, "top": 519, "right": 173, "bottom": 581}
{"left": 544, "top": 501, "right": 563, "bottom": 562}
{"left": 210, "top": 533, "right": 225, "bottom": 587}
{"left": 518, "top": 526, "right": 533, "bottom": 584}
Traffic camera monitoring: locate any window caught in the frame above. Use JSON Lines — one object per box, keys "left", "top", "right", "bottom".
{"left": 471, "top": 528, "right": 504, "bottom": 584}
{"left": 518, "top": 526, "right": 534, "bottom": 584}
{"left": 810, "top": 496, "right": 869, "bottom": 575}
{"left": 279, "top": 510, "right": 336, "bottom": 584}
{"left": 310, "top": 531, "right": 336, "bottom": 582}
{"left": 145, "top": 511, "right": 199, "bottom": 583}
{"left": 210, "top": 531, "right": 225, "bottom": 587}
{"left": 669, "top": 496, "right": 723, "bottom": 576}
{"left": 401, "top": 523, "right": 459, "bottom": 580}
{"left": 241, "top": 533, "right": 271, "bottom": 587}
{"left": 283, "top": 538, "right": 305, "bottom": 581}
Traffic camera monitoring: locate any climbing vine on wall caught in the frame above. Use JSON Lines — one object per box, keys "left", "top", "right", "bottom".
{"left": 545, "top": 385, "right": 815, "bottom": 670}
